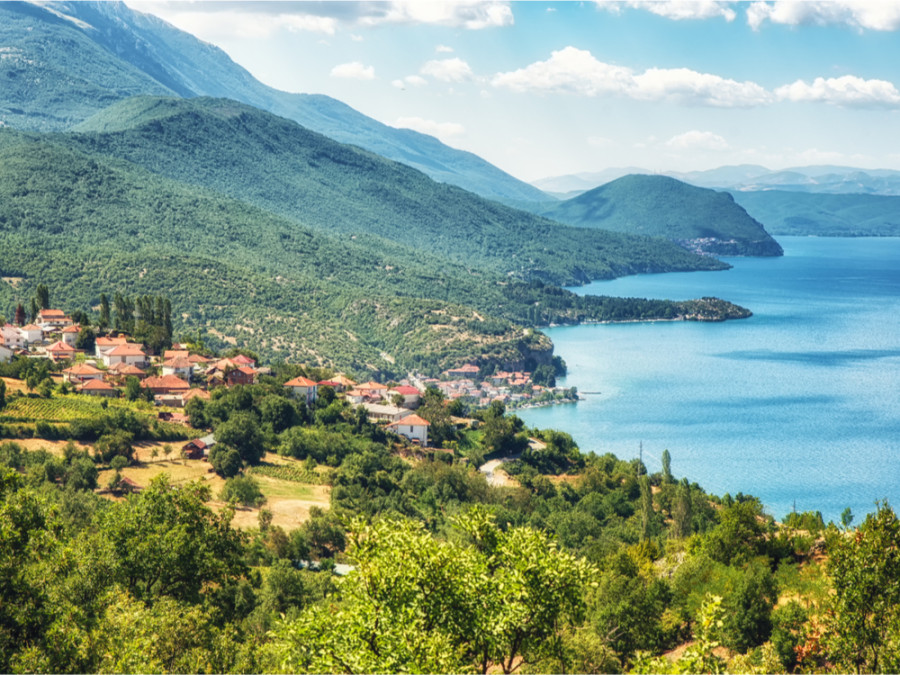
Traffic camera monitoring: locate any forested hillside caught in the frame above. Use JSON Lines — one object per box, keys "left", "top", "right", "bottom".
{"left": 64, "top": 97, "right": 727, "bottom": 287}
{"left": 536, "top": 174, "right": 784, "bottom": 257}
{"left": 731, "top": 190, "right": 900, "bottom": 237}
{"left": 0, "top": 130, "right": 744, "bottom": 374}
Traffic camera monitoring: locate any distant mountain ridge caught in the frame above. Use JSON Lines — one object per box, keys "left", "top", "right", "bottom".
{"left": 533, "top": 175, "right": 783, "bottom": 257}
{"left": 536, "top": 164, "right": 900, "bottom": 197}
{"left": 0, "top": 0, "right": 547, "bottom": 204}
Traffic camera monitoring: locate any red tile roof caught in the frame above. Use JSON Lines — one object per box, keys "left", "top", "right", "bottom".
{"left": 389, "top": 414, "right": 430, "bottom": 427}
{"left": 80, "top": 379, "right": 115, "bottom": 391}
{"left": 108, "top": 343, "right": 146, "bottom": 356}
{"left": 142, "top": 374, "right": 191, "bottom": 391}
{"left": 46, "top": 340, "right": 76, "bottom": 352}
{"left": 285, "top": 376, "right": 318, "bottom": 387}
{"left": 390, "top": 385, "right": 420, "bottom": 395}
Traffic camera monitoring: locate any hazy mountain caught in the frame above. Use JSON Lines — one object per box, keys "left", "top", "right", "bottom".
{"left": 0, "top": 1, "right": 547, "bottom": 204}
{"left": 535, "top": 164, "right": 900, "bottom": 197}
{"left": 535, "top": 174, "right": 783, "bottom": 257}
{"left": 731, "top": 190, "right": 900, "bottom": 237}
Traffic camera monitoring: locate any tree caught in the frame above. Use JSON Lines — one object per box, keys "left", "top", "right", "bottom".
{"left": 123, "top": 376, "right": 142, "bottom": 402}
{"left": 214, "top": 411, "right": 266, "bottom": 464}
{"left": 209, "top": 445, "right": 243, "bottom": 478}
{"left": 640, "top": 475, "right": 653, "bottom": 541}
{"left": 13, "top": 303, "right": 25, "bottom": 326}
{"left": 35, "top": 284, "right": 50, "bottom": 310}
{"left": 824, "top": 502, "right": 900, "bottom": 674}
{"left": 99, "top": 293, "right": 110, "bottom": 331}
{"left": 220, "top": 475, "right": 266, "bottom": 508}
{"left": 661, "top": 449, "right": 672, "bottom": 484}
{"left": 671, "top": 478, "right": 693, "bottom": 539}
{"left": 97, "top": 475, "right": 248, "bottom": 607}
{"left": 265, "top": 509, "right": 596, "bottom": 674}
{"left": 29, "top": 298, "right": 38, "bottom": 323}
{"left": 0, "top": 379, "right": 5, "bottom": 411}
{"left": 94, "top": 431, "right": 134, "bottom": 464}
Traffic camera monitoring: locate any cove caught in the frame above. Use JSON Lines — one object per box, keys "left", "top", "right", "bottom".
{"left": 519, "top": 237, "right": 900, "bottom": 523}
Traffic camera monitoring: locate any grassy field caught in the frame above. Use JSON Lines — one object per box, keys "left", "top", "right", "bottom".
{"left": 101, "top": 449, "right": 331, "bottom": 531}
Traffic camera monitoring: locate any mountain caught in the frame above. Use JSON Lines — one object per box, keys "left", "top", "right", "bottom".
{"left": 534, "top": 174, "right": 783, "bottom": 257}
{"left": 731, "top": 190, "right": 900, "bottom": 237}
{"left": 64, "top": 96, "right": 726, "bottom": 286}
{"left": 0, "top": 1, "right": 547, "bottom": 204}
{"left": 534, "top": 164, "right": 900, "bottom": 198}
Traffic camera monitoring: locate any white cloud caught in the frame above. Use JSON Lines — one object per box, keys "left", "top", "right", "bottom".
{"left": 421, "top": 57, "right": 475, "bottom": 82}
{"left": 391, "top": 75, "right": 429, "bottom": 89}
{"left": 747, "top": 1, "right": 900, "bottom": 31}
{"left": 330, "top": 62, "right": 376, "bottom": 80}
{"left": 491, "top": 47, "right": 771, "bottom": 107}
{"left": 633, "top": 67, "right": 772, "bottom": 106}
{"left": 126, "top": 4, "right": 338, "bottom": 39}
{"left": 775, "top": 75, "right": 900, "bottom": 108}
{"left": 350, "top": 33, "right": 364, "bottom": 42}
{"left": 491, "top": 47, "right": 633, "bottom": 96}
{"left": 359, "top": 2, "right": 513, "bottom": 29}
{"left": 393, "top": 116, "right": 466, "bottom": 141}
{"left": 665, "top": 130, "right": 730, "bottom": 151}
{"left": 623, "top": 1, "right": 736, "bottom": 21}
{"left": 436, "top": 44, "right": 455, "bottom": 53}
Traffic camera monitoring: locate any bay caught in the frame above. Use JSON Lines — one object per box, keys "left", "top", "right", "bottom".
{"left": 519, "top": 237, "right": 900, "bottom": 523}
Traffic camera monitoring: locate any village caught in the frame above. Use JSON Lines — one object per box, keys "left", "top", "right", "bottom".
{"left": 0, "top": 304, "right": 578, "bottom": 457}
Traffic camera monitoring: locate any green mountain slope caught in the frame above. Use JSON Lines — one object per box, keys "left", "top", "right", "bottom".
{"left": 0, "top": 135, "right": 541, "bottom": 373}
{"left": 0, "top": 133, "right": 746, "bottom": 374}
{"left": 65, "top": 97, "right": 727, "bottom": 286}
{"left": 536, "top": 174, "right": 783, "bottom": 257}
{"left": 731, "top": 190, "right": 900, "bottom": 236}
{"left": 0, "top": 1, "right": 548, "bottom": 204}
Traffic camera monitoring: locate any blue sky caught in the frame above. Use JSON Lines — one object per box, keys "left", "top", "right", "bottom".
{"left": 126, "top": 1, "right": 900, "bottom": 182}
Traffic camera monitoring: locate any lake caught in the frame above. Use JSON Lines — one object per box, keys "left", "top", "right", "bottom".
{"left": 518, "top": 237, "right": 900, "bottom": 523}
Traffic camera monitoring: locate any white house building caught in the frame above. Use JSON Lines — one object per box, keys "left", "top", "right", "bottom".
{"left": 388, "top": 414, "right": 430, "bottom": 446}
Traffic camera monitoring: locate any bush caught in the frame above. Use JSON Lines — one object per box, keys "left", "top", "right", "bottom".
{"left": 221, "top": 475, "right": 266, "bottom": 508}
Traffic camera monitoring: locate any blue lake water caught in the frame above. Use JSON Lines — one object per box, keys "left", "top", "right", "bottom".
{"left": 518, "top": 237, "right": 900, "bottom": 523}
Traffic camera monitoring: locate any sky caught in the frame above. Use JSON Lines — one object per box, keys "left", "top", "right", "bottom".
{"left": 125, "top": 1, "right": 900, "bottom": 183}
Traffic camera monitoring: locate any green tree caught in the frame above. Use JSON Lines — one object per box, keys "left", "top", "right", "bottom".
{"left": 99, "top": 293, "right": 110, "bottom": 331}
{"left": 220, "top": 475, "right": 266, "bottom": 508}
{"left": 266, "top": 508, "right": 595, "bottom": 674}
{"left": 661, "top": 449, "right": 672, "bottom": 484}
{"left": 94, "top": 431, "right": 134, "bottom": 464}
{"left": 824, "top": 502, "right": 900, "bottom": 674}
{"left": 0, "top": 378, "right": 5, "bottom": 411}
{"left": 36, "top": 284, "right": 50, "bottom": 310}
{"left": 215, "top": 411, "right": 266, "bottom": 464}
{"left": 671, "top": 478, "right": 693, "bottom": 539}
{"left": 209, "top": 445, "right": 243, "bottom": 478}
{"left": 97, "top": 475, "right": 248, "bottom": 607}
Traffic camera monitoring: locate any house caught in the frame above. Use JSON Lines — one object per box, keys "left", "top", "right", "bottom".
{"left": 181, "top": 388, "right": 211, "bottom": 405}
{"left": 388, "top": 414, "right": 430, "bottom": 446}
{"left": 0, "top": 343, "right": 13, "bottom": 363}
{"left": 45, "top": 340, "right": 76, "bottom": 362}
{"left": 0, "top": 325, "right": 24, "bottom": 350}
{"left": 188, "top": 353, "right": 212, "bottom": 366}
{"left": 361, "top": 402, "right": 408, "bottom": 423}
{"left": 161, "top": 356, "right": 193, "bottom": 381}
{"left": 357, "top": 381, "right": 388, "bottom": 398}
{"left": 62, "top": 363, "right": 105, "bottom": 384}
{"left": 231, "top": 353, "right": 256, "bottom": 368}
{"left": 37, "top": 309, "right": 73, "bottom": 331}
{"left": 162, "top": 349, "right": 190, "bottom": 361}
{"left": 78, "top": 379, "right": 118, "bottom": 397}
{"left": 284, "top": 376, "right": 318, "bottom": 405}
{"left": 95, "top": 335, "right": 128, "bottom": 359}
{"left": 106, "top": 362, "right": 146, "bottom": 381}
{"left": 141, "top": 374, "right": 191, "bottom": 396}
{"left": 344, "top": 388, "right": 366, "bottom": 405}
{"left": 103, "top": 343, "right": 147, "bottom": 368}
{"left": 18, "top": 324, "right": 43, "bottom": 344}
{"left": 182, "top": 433, "right": 216, "bottom": 460}
{"left": 443, "top": 364, "right": 480, "bottom": 379}
{"left": 329, "top": 374, "right": 357, "bottom": 392}
{"left": 387, "top": 385, "right": 421, "bottom": 409}
{"left": 227, "top": 366, "right": 256, "bottom": 387}
{"left": 59, "top": 324, "right": 81, "bottom": 346}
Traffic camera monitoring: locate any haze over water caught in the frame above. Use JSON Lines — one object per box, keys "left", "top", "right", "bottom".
{"left": 519, "top": 237, "right": 900, "bottom": 523}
